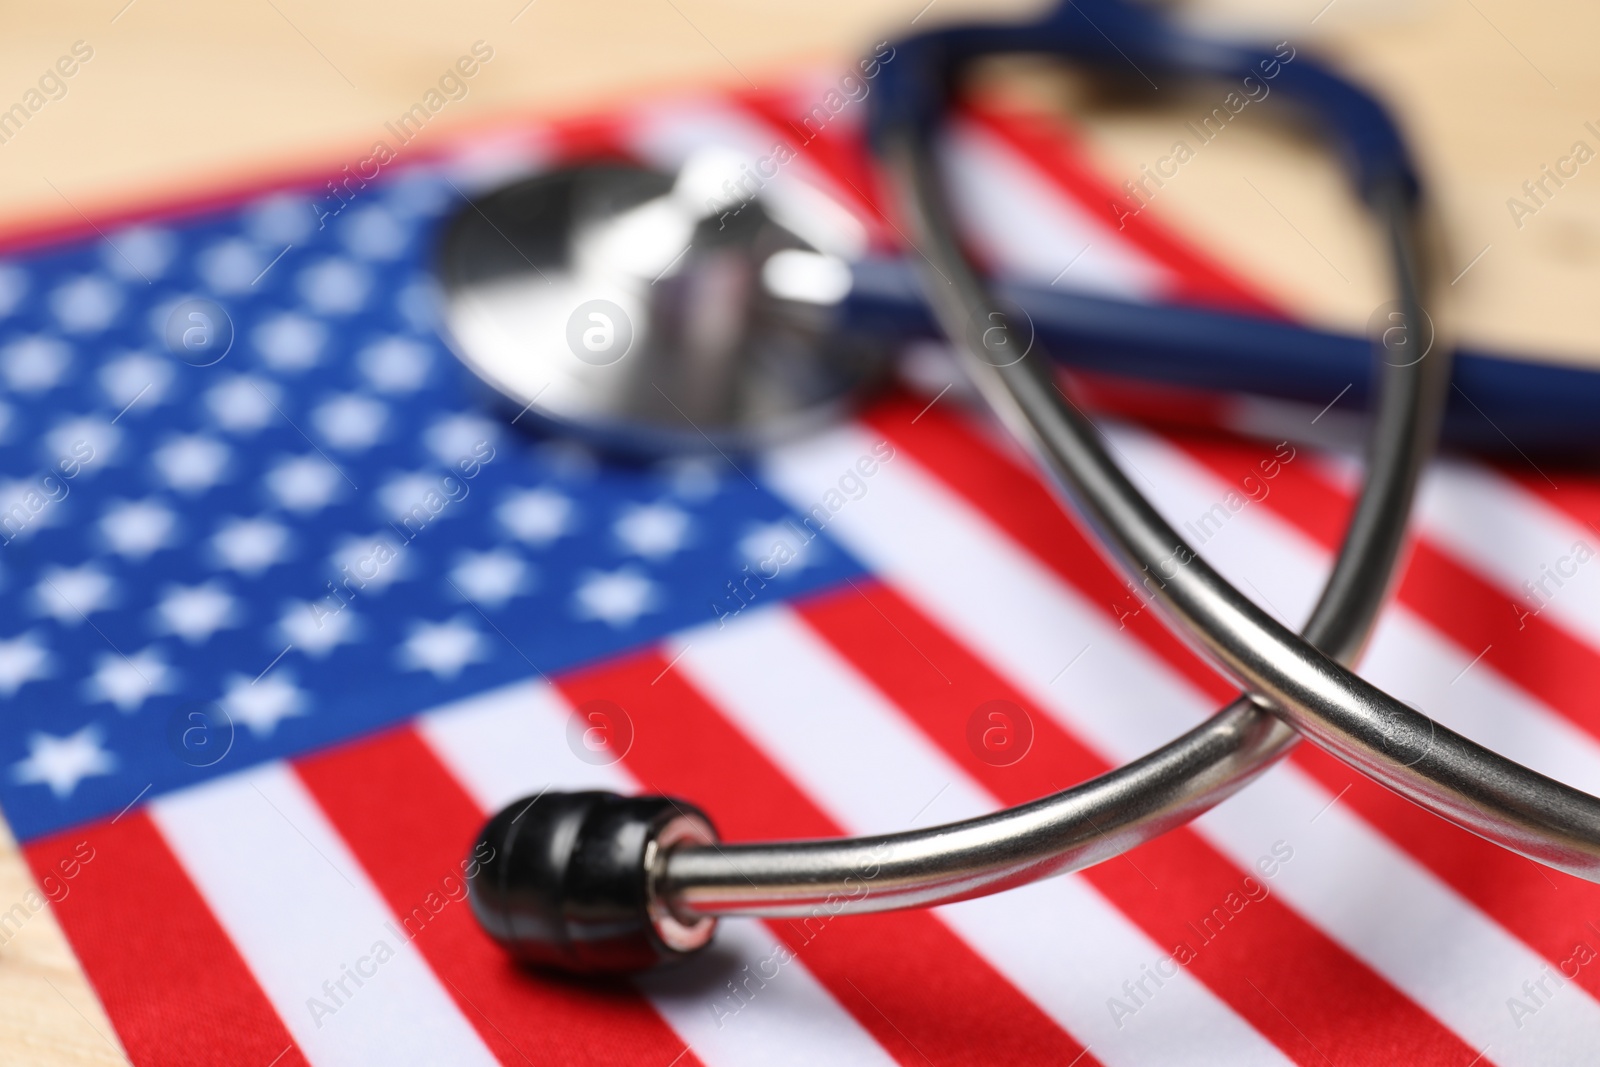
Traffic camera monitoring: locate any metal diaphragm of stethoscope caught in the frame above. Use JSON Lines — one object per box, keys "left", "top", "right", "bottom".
{"left": 437, "top": 0, "right": 1600, "bottom": 976}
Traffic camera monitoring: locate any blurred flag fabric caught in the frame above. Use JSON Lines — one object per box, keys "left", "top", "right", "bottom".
{"left": 5, "top": 76, "right": 1600, "bottom": 1067}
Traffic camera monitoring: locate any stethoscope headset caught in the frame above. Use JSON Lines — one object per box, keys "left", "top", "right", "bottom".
{"left": 434, "top": 0, "right": 1600, "bottom": 975}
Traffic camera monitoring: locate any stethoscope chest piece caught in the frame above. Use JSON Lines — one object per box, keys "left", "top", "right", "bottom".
{"left": 435, "top": 160, "right": 887, "bottom": 457}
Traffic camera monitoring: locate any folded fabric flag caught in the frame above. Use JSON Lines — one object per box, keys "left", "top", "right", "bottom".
{"left": 3, "top": 77, "right": 1600, "bottom": 1066}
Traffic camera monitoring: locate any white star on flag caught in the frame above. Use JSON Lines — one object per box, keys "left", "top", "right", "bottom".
{"left": 449, "top": 550, "right": 530, "bottom": 610}
{"left": 397, "top": 616, "right": 488, "bottom": 679}
{"left": 0, "top": 478, "right": 62, "bottom": 540}
{"left": 253, "top": 312, "right": 326, "bottom": 373}
{"left": 0, "top": 631, "right": 52, "bottom": 697}
{"left": 277, "top": 600, "right": 359, "bottom": 658}
{"left": 198, "top": 238, "right": 266, "bottom": 293}
{"left": 573, "top": 568, "right": 660, "bottom": 628}
{"left": 341, "top": 206, "right": 408, "bottom": 260}
{"left": 614, "top": 502, "right": 692, "bottom": 560}
{"left": 298, "top": 258, "right": 371, "bottom": 315}
{"left": 101, "top": 498, "right": 178, "bottom": 559}
{"left": 328, "top": 534, "right": 408, "bottom": 593}
{"left": 220, "top": 672, "right": 308, "bottom": 737}
{"left": 33, "top": 565, "right": 117, "bottom": 624}
{"left": 212, "top": 516, "right": 292, "bottom": 576}
{"left": 497, "top": 487, "right": 573, "bottom": 545}
{"left": 1, "top": 336, "right": 71, "bottom": 393}
{"left": 739, "top": 520, "right": 819, "bottom": 577}
{"left": 153, "top": 435, "right": 231, "bottom": 494}
{"left": 663, "top": 455, "right": 721, "bottom": 500}
{"left": 99, "top": 352, "right": 173, "bottom": 410}
{"left": 423, "top": 413, "right": 497, "bottom": 465}
{"left": 378, "top": 471, "right": 448, "bottom": 523}
{"left": 312, "top": 393, "right": 387, "bottom": 451}
{"left": 45, "top": 416, "right": 119, "bottom": 471}
{"left": 265, "top": 454, "right": 343, "bottom": 513}
{"left": 358, "top": 336, "right": 432, "bottom": 394}
{"left": 154, "top": 582, "right": 240, "bottom": 644}
{"left": 83, "top": 646, "right": 175, "bottom": 712}
{"left": 49, "top": 275, "right": 122, "bottom": 333}
{"left": 205, "top": 376, "right": 280, "bottom": 435}
{"left": 104, "top": 225, "right": 175, "bottom": 280}
{"left": 11, "top": 726, "right": 116, "bottom": 798}
{"left": 245, "top": 192, "right": 315, "bottom": 244}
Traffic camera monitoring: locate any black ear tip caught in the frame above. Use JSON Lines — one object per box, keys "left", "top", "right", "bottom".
{"left": 467, "top": 790, "right": 718, "bottom": 973}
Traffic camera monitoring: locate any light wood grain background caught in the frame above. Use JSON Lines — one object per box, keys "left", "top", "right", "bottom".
{"left": 1, "top": 0, "right": 1595, "bottom": 1061}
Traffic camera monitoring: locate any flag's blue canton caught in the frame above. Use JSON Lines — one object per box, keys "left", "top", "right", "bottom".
{"left": 0, "top": 164, "right": 866, "bottom": 841}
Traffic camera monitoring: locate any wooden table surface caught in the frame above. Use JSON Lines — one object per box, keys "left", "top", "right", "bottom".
{"left": 2, "top": 0, "right": 1595, "bottom": 1061}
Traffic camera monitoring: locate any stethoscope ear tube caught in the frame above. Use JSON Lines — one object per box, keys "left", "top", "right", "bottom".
{"left": 843, "top": 260, "right": 1600, "bottom": 458}
{"left": 875, "top": 7, "right": 1600, "bottom": 884}
{"left": 864, "top": 0, "right": 1421, "bottom": 205}
{"left": 468, "top": 791, "right": 718, "bottom": 973}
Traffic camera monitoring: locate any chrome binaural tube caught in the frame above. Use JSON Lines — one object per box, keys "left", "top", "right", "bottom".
{"left": 649, "top": 163, "right": 1454, "bottom": 923}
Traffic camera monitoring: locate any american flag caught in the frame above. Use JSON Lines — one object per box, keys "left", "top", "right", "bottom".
{"left": 4, "top": 75, "right": 1600, "bottom": 1066}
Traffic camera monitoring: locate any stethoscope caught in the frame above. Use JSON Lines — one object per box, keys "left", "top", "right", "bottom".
{"left": 436, "top": 0, "right": 1600, "bottom": 975}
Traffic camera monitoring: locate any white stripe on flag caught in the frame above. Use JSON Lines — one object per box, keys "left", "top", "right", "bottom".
{"left": 635, "top": 919, "right": 900, "bottom": 1067}
{"left": 1363, "top": 610, "right": 1600, "bottom": 789}
{"left": 1111, "top": 429, "right": 1600, "bottom": 794}
{"left": 670, "top": 608, "right": 1295, "bottom": 1067}
{"left": 1312, "top": 452, "right": 1600, "bottom": 659}
{"left": 762, "top": 422, "right": 1600, "bottom": 1066}
{"left": 150, "top": 764, "right": 499, "bottom": 1067}
{"left": 1414, "top": 459, "right": 1600, "bottom": 654}
{"left": 621, "top": 99, "right": 877, "bottom": 256}
{"left": 1101, "top": 428, "right": 1600, "bottom": 1064}
{"left": 941, "top": 118, "right": 1169, "bottom": 299}
{"left": 415, "top": 679, "right": 901, "bottom": 1067}
{"left": 416, "top": 679, "right": 635, "bottom": 799}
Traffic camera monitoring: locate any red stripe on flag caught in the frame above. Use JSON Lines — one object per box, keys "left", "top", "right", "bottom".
{"left": 26, "top": 814, "right": 308, "bottom": 1067}
{"left": 557, "top": 650, "right": 1102, "bottom": 1067}
{"left": 737, "top": 91, "right": 900, "bottom": 251}
{"left": 1177, "top": 434, "right": 1600, "bottom": 743}
{"left": 1487, "top": 463, "right": 1600, "bottom": 535}
{"left": 546, "top": 112, "right": 635, "bottom": 163}
{"left": 294, "top": 727, "right": 700, "bottom": 1067}
{"left": 965, "top": 105, "right": 1283, "bottom": 318}
{"left": 797, "top": 579, "right": 1476, "bottom": 1066}
{"left": 881, "top": 382, "right": 1600, "bottom": 1011}
{"left": 1168, "top": 432, "right": 1600, "bottom": 1002}
{"left": 864, "top": 394, "right": 1238, "bottom": 705}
